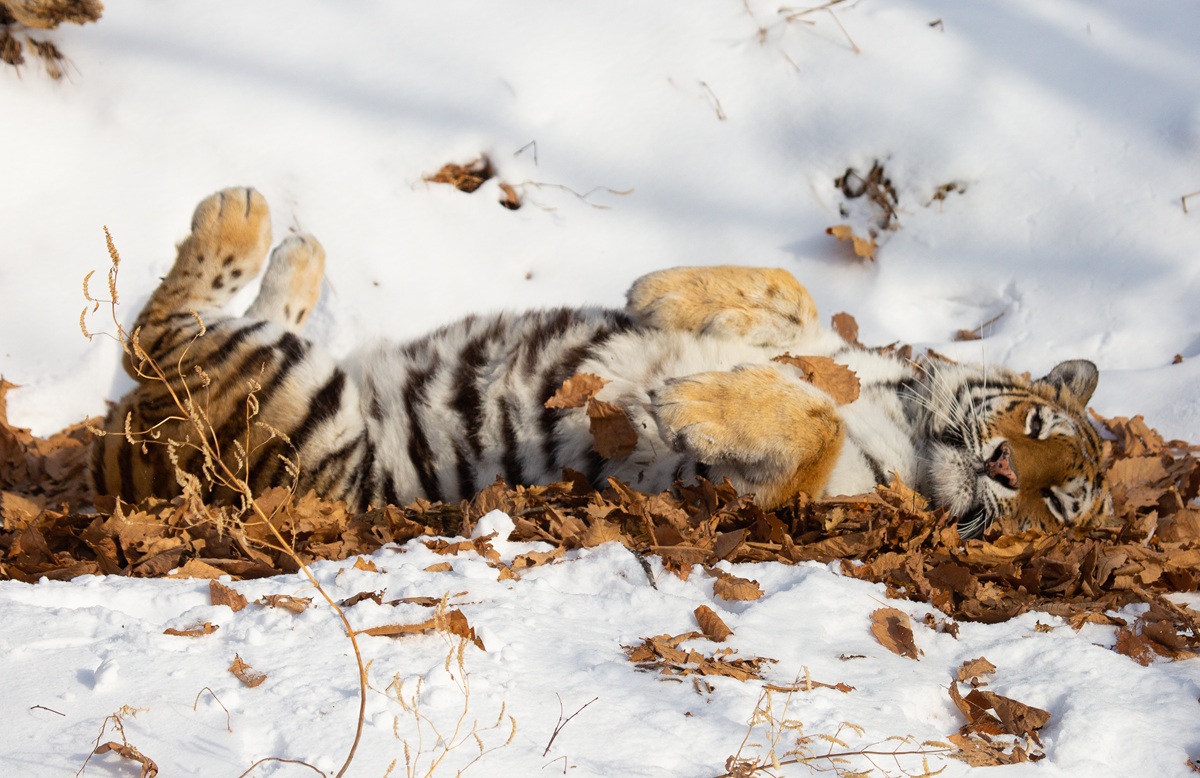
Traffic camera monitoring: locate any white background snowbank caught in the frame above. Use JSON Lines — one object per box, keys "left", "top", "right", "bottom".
{"left": 2, "top": 1, "right": 1199, "bottom": 775}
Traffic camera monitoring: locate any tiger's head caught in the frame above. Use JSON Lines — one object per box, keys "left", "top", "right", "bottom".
{"left": 912, "top": 358, "right": 1111, "bottom": 539}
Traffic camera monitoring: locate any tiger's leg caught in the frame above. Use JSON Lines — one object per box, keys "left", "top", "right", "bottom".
{"left": 244, "top": 234, "right": 326, "bottom": 331}
{"left": 125, "top": 187, "right": 273, "bottom": 378}
{"left": 625, "top": 266, "right": 819, "bottom": 347}
{"left": 651, "top": 363, "right": 844, "bottom": 508}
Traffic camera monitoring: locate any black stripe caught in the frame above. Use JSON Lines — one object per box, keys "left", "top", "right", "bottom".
{"left": 118, "top": 435, "right": 135, "bottom": 503}
{"left": 357, "top": 437, "right": 377, "bottom": 511}
{"left": 451, "top": 329, "right": 495, "bottom": 457}
{"left": 498, "top": 397, "right": 523, "bottom": 486}
{"left": 149, "top": 442, "right": 175, "bottom": 498}
{"left": 365, "top": 376, "right": 384, "bottom": 421}
{"left": 383, "top": 472, "right": 402, "bottom": 508}
{"left": 192, "top": 321, "right": 270, "bottom": 372}
{"left": 212, "top": 332, "right": 309, "bottom": 466}
{"left": 584, "top": 447, "right": 606, "bottom": 489}
{"left": 521, "top": 308, "right": 575, "bottom": 375}
{"left": 89, "top": 437, "right": 108, "bottom": 497}
{"left": 253, "top": 368, "right": 349, "bottom": 494}
{"left": 290, "top": 369, "right": 347, "bottom": 450}
{"left": 862, "top": 450, "right": 887, "bottom": 485}
{"left": 310, "top": 433, "right": 364, "bottom": 496}
{"left": 403, "top": 365, "right": 443, "bottom": 501}
{"left": 453, "top": 441, "right": 475, "bottom": 499}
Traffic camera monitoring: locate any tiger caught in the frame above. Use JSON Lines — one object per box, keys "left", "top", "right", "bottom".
{"left": 90, "top": 187, "right": 1111, "bottom": 539}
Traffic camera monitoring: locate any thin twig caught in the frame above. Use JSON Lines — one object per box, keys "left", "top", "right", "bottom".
{"left": 699, "top": 81, "right": 727, "bottom": 121}
{"left": 1182, "top": 190, "right": 1200, "bottom": 214}
{"left": 235, "top": 757, "right": 327, "bottom": 778}
{"left": 542, "top": 695, "right": 598, "bottom": 756}
{"left": 30, "top": 705, "right": 66, "bottom": 716}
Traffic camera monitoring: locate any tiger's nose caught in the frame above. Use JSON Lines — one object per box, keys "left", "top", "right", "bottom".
{"left": 984, "top": 441, "right": 1018, "bottom": 489}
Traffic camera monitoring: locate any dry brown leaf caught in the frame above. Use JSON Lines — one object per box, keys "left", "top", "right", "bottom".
{"left": 511, "top": 547, "right": 565, "bottom": 569}
{"left": 442, "top": 607, "right": 487, "bottom": 651}
{"left": 772, "top": 354, "right": 861, "bottom": 404}
{"left": 362, "top": 608, "right": 484, "bottom": 649}
{"left": 580, "top": 520, "right": 624, "bottom": 548}
{"left": 498, "top": 181, "right": 522, "bottom": 210}
{"left": 257, "top": 594, "right": 311, "bottom": 614}
{"left": 831, "top": 312, "right": 861, "bottom": 346}
{"left": 388, "top": 596, "right": 442, "bottom": 607}
{"left": 423, "top": 156, "right": 493, "bottom": 193}
{"left": 229, "top": 654, "right": 266, "bottom": 688}
{"left": 340, "top": 590, "right": 384, "bottom": 607}
{"left": 694, "top": 605, "right": 733, "bottom": 642}
{"left": 352, "top": 557, "right": 379, "bottom": 572}
{"left": 623, "top": 632, "right": 774, "bottom": 681}
{"left": 93, "top": 741, "right": 158, "bottom": 778}
{"left": 587, "top": 398, "right": 638, "bottom": 459}
{"left": 362, "top": 618, "right": 437, "bottom": 638}
{"left": 163, "top": 621, "right": 218, "bottom": 638}
{"left": 710, "top": 570, "right": 764, "bottom": 601}
{"left": 209, "top": 580, "right": 247, "bottom": 612}
{"left": 424, "top": 562, "right": 453, "bottom": 573}
{"left": 957, "top": 656, "right": 997, "bottom": 683}
{"left": 870, "top": 607, "right": 921, "bottom": 659}
{"left": 826, "top": 224, "right": 877, "bottom": 260}
{"left": 545, "top": 373, "right": 610, "bottom": 409}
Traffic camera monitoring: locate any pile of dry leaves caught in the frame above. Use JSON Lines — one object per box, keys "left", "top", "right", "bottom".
{"left": 2, "top": 377, "right": 1199, "bottom": 672}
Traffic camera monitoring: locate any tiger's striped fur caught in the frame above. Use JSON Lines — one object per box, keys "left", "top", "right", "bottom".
{"left": 91, "top": 187, "right": 1111, "bottom": 537}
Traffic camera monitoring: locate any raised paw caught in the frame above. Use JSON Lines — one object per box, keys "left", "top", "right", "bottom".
{"left": 182, "top": 186, "right": 273, "bottom": 295}
{"left": 626, "top": 266, "right": 818, "bottom": 347}
{"left": 245, "top": 234, "right": 327, "bottom": 330}
{"left": 651, "top": 363, "right": 845, "bottom": 506}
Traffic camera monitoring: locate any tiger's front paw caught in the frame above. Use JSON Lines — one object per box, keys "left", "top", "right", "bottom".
{"left": 651, "top": 363, "right": 845, "bottom": 505}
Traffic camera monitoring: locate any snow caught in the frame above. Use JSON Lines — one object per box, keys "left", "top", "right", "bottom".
{"left": 2, "top": 1, "right": 1200, "bottom": 775}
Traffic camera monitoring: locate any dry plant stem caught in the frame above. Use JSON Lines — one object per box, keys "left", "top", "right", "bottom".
{"left": 193, "top": 687, "right": 232, "bottom": 732}
{"left": 714, "top": 748, "right": 954, "bottom": 778}
{"left": 1183, "top": 191, "right": 1200, "bottom": 214}
{"left": 235, "top": 757, "right": 327, "bottom": 778}
{"left": 87, "top": 236, "right": 368, "bottom": 778}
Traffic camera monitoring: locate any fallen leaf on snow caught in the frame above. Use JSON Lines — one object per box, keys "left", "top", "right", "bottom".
{"left": 694, "top": 605, "right": 732, "bottom": 642}
{"left": 870, "top": 607, "right": 920, "bottom": 659}
{"left": 209, "top": 580, "right": 247, "bottom": 612}
{"left": 229, "top": 654, "right": 266, "bottom": 688}
{"left": 163, "top": 621, "right": 218, "bottom": 638}
{"left": 826, "top": 224, "right": 877, "bottom": 260}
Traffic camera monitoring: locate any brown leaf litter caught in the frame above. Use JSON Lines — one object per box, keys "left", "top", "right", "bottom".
{"left": 1, "top": 377, "right": 1199, "bottom": 667}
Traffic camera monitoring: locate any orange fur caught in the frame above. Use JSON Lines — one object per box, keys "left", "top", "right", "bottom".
{"left": 626, "top": 266, "right": 819, "bottom": 346}
{"left": 652, "top": 363, "right": 845, "bottom": 508}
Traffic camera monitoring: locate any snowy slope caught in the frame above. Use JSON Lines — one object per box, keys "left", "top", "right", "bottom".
{"left": 2, "top": 1, "right": 1200, "bottom": 776}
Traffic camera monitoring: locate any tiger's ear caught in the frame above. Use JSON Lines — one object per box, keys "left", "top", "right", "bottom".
{"left": 1039, "top": 360, "right": 1099, "bottom": 406}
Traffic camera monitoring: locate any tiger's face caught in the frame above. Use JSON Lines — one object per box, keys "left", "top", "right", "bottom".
{"left": 915, "top": 359, "right": 1110, "bottom": 539}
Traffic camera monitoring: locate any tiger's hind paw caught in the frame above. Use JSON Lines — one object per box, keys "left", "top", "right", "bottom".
{"left": 172, "top": 187, "right": 273, "bottom": 308}
{"left": 626, "top": 266, "right": 818, "bottom": 347}
{"left": 245, "top": 234, "right": 326, "bottom": 330}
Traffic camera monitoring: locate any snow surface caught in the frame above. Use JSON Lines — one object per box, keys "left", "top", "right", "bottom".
{"left": 2, "top": 1, "right": 1200, "bottom": 775}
